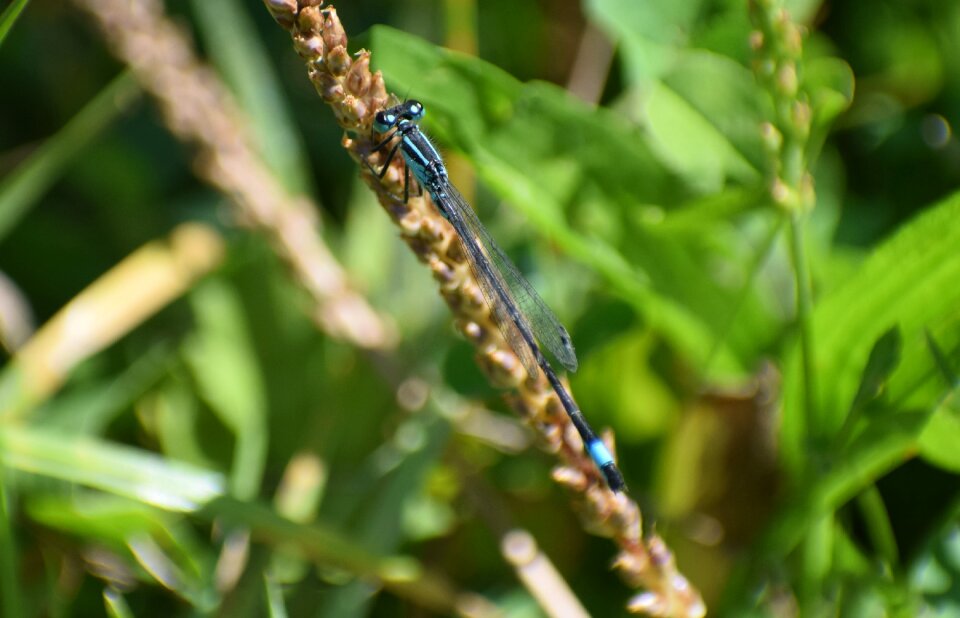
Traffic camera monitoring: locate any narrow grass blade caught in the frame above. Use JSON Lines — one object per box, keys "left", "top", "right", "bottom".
{"left": 0, "top": 426, "right": 226, "bottom": 511}
{"left": 190, "top": 0, "right": 313, "bottom": 195}
{"left": 0, "top": 0, "right": 30, "bottom": 48}
{"left": 0, "top": 71, "right": 139, "bottom": 242}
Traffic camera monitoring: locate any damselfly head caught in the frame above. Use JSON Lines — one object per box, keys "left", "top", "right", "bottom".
{"left": 374, "top": 99, "right": 425, "bottom": 133}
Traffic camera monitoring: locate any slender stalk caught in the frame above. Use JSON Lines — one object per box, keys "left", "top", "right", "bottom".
{"left": 258, "top": 3, "right": 705, "bottom": 616}
{"left": 749, "top": 0, "right": 817, "bottom": 439}
{"left": 857, "top": 486, "right": 898, "bottom": 566}
{"left": 0, "top": 476, "right": 22, "bottom": 618}
{"left": 788, "top": 212, "right": 817, "bottom": 437}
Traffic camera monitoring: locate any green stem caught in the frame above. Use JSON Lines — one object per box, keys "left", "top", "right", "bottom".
{"left": 0, "top": 475, "right": 22, "bottom": 618}
{"left": 857, "top": 486, "right": 898, "bottom": 566}
{"left": 788, "top": 212, "right": 817, "bottom": 441}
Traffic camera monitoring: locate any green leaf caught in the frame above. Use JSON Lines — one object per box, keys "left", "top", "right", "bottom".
{"left": 917, "top": 386, "right": 960, "bottom": 472}
{"left": 804, "top": 56, "right": 855, "bottom": 161}
{"left": 781, "top": 191, "right": 960, "bottom": 471}
{"left": 371, "top": 28, "right": 681, "bottom": 207}
{"left": 847, "top": 327, "right": 902, "bottom": 421}
{"left": 587, "top": 0, "right": 704, "bottom": 84}
{"left": 916, "top": 329, "right": 960, "bottom": 471}
{"left": 576, "top": 329, "right": 679, "bottom": 440}
{"left": 588, "top": 0, "right": 772, "bottom": 185}
{"left": 648, "top": 51, "right": 767, "bottom": 188}
{"left": 805, "top": 56, "right": 856, "bottom": 130}
{"left": 761, "top": 409, "right": 931, "bottom": 558}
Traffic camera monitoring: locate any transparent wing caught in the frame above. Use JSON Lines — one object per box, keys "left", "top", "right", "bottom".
{"left": 433, "top": 183, "right": 578, "bottom": 375}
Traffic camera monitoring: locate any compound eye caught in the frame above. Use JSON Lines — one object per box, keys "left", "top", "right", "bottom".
{"left": 408, "top": 101, "right": 424, "bottom": 119}
{"left": 373, "top": 111, "right": 395, "bottom": 132}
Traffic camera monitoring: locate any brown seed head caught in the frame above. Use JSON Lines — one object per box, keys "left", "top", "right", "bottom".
{"left": 326, "top": 44, "right": 351, "bottom": 76}
{"left": 321, "top": 7, "right": 347, "bottom": 49}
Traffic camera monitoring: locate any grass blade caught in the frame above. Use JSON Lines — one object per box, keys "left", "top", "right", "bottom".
{"left": 0, "top": 71, "right": 139, "bottom": 243}
{"left": 0, "top": 0, "right": 30, "bottom": 48}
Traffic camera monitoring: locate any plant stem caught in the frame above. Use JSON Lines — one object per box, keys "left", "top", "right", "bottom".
{"left": 0, "top": 476, "right": 22, "bottom": 618}
{"left": 788, "top": 211, "right": 817, "bottom": 440}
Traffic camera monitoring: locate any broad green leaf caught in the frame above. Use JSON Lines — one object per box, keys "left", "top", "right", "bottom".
{"left": 805, "top": 56, "right": 856, "bottom": 161}
{"left": 805, "top": 56, "right": 856, "bottom": 132}
{"left": 592, "top": 0, "right": 848, "bottom": 185}
{"left": 644, "top": 79, "right": 757, "bottom": 191}
{"left": 915, "top": 328, "right": 960, "bottom": 471}
{"left": 657, "top": 50, "right": 769, "bottom": 175}
{"left": 587, "top": 0, "right": 703, "bottom": 84}
{"left": 781, "top": 191, "right": 960, "bottom": 471}
{"left": 917, "top": 384, "right": 960, "bottom": 472}
{"left": 589, "top": 0, "right": 702, "bottom": 47}
{"left": 576, "top": 329, "right": 679, "bottom": 440}
{"left": 589, "top": 0, "right": 770, "bottom": 185}
{"left": 370, "top": 28, "right": 682, "bottom": 208}
{"left": 846, "top": 327, "right": 902, "bottom": 424}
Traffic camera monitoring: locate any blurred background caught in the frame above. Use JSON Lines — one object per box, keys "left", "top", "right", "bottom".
{"left": 1, "top": 0, "right": 959, "bottom": 616}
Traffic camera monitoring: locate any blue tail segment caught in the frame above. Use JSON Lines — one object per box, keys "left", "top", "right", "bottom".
{"left": 587, "top": 439, "right": 626, "bottom": 492}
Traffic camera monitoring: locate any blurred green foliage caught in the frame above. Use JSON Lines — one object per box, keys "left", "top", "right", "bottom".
{"left": 1, "top": 0, "right": 959, "bottom": 616}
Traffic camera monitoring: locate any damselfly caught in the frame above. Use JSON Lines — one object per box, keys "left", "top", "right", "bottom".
{"left": 366, "top": 100, "right": 625, "bottom": 492}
